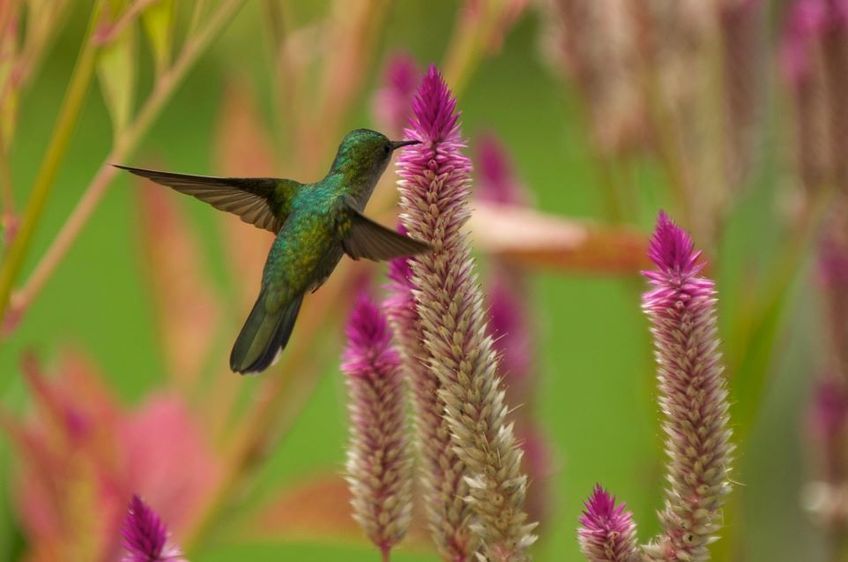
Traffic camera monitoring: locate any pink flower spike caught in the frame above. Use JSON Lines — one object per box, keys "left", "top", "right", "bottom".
{"left": 642, "top": 212, "right": 733, "bottom": 562}
{"left": 396, "top": 65, "right": 535, "bottom": 560}
{"left": 121, "top": 495, "right": 185, "bottom": 562}
{"left": 342, "top": 291, "right": 398, "bottom": 376}
{"left": 406, "top": 65, "right": 463, "bottom": 145}
{"left": 645, "top": 211, "right": 704, "bottom": 278}
{"left": 342, "top": 292, "right": 413, "bottom": 557}
{"left": 384, "top": 228, "right": 476, "bottom": 561}
{"left": 578, "top": 485, "right": 639, "bottom": 562}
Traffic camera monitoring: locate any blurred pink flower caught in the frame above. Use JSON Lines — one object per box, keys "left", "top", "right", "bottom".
{"left": 578, "top": 485, "right": 640, "bottom": 562}
{"left": 3, "top": 352, "right": 221, "bottom": 562}
{"left": 475, "top": 134, "right": 529, "bottom": 207}
{"left": 781, "top": 0, "right": 827, "bottom": 85}
{"left": 812, "top": 377, "right": 848, "bottom": 440}
{"left": 779, "top": 0, "right": 848, "bottom": 85}
{"left": 372, "top": 53, "right": 421, "bottom": 137}
{"left": 488, "top": 272, "right": 533, "bottom": 387}
{"left": 476, "top": 133, "right": 551, "bottom": 528}
{"left": 121, "top": 495, "right": 185, "bottom": 562}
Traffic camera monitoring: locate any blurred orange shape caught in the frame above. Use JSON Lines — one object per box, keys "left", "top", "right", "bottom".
{"left": 137, "top": 180, "right": 221, "bottom": 388}
{"left": 214, "top": 81, "right": 277, "bottom": 312}
{"left": 468, "top": 201, "right": 651, "bottom": 274}
{"left": 239, "top": 474, "right": 431, "bottom": 549}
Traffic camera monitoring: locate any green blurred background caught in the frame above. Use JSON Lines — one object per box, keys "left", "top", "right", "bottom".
{"left": 0, "top": 2, "right": 823, "bottom": 561}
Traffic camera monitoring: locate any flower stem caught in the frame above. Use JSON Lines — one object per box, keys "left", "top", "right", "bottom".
{"left": 0, "top": 3, "right": 100, "bottom": 326}
{"left": 4, "top": 0, "right": 246, "bottom": 328}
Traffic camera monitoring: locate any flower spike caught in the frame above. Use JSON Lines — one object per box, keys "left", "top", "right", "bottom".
{"left": 342, "top": 292, "right": 413, "bottom": 559}
{"left": 394, "top": 65, "right": 535, "bottom": 561}
{"left": 121, "top": 495, "right": 185, "bottom": 562}
{"left": 641, "top": 212, "right": 733, "bottom": 562}
{"left": 578, "top": 485, "right": 640, "bottom": 562}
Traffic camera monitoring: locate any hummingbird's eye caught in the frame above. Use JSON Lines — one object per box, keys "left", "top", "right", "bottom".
{"left": 383, "top": 143, "right": 391, "bottom": 155}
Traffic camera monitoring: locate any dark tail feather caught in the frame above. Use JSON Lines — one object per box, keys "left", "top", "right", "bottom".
{"left": 229, "top": 290, "right": 304, "bottom": 375}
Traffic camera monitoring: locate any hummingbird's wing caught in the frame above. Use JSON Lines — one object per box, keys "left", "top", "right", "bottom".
{"left": 342, "top": 208, "right": 431, "bottom": 261}
{"left": 116, "top": 165, "right": 297, "bottom": 233}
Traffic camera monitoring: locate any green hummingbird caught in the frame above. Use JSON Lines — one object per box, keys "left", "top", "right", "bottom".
{"left": 117, "top": 128, "right": 428, "bottom": 375}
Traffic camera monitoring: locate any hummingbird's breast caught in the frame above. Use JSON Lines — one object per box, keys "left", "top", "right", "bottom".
{"left": 260, "top": 186, "right": 347, "bottom": 307}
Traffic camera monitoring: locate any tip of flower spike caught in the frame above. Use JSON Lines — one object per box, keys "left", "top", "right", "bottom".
{"left": 122, "top": 495, "right": 180, "bottom": 562}
{"left": 343, "top": 292, "right": 397, "bottom": 376}
{"left": 580, "top": 485, "right": 617, "bottom": 526}
{"left": 578, "top": 485, "right": 638, "bottom": 562}
{"left": 646, "top": 211, "right": 703, "bottom": 275}
{"left": 409, "top": 65, "right": 459, "bottom": 143}
{"left": 578, "top": 484, "right": 636, "bottom": 537}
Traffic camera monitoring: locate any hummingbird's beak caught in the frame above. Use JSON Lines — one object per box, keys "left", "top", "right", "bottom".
{"left": 390, "top": 139, "right": 421, "bottom": 151}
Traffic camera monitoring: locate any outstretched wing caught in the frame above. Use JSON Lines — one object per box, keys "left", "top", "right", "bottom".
{"left": 116, "top": 165, "right": 298, "bottom": 233}
{"left": 342, "top": 208, "right": 431, "bottom": 261}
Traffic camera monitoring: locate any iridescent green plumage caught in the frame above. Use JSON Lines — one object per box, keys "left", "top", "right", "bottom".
{"left": 117, "top": 129, "right": 428, "bottom": 374}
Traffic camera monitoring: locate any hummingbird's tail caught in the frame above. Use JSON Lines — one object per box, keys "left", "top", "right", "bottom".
{"left": 230, "top": 289, "right": 304, "bottom": 375}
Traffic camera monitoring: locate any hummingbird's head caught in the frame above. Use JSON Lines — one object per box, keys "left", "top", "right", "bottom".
{"left": 331, "top": 129, "right": 419, "bottom": 178}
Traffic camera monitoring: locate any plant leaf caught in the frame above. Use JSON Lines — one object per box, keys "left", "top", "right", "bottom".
{"left": 141, "top": 0, "right": 174, "bottom": 76}
{"left": 213, "top": 81, "right": 277, "bottom": 312}
{"left": 0, "top": 14, "right": 18, "bottom": 147}
{"left": 96, "top": 1, "right": 136, "bottom": 135}
{"left": 136, "top": 174, "right": 221, "bottom": 388}
{"left": 237, "top": 474, "right": 431, "bottom": 548}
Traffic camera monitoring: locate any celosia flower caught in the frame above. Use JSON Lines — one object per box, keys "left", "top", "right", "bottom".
{"left": 372, "top": 54, "right": 421, "bottom": 137}
{"left": 641, "top": 212, "right": 733, "bottom": 562}
{"left": 578, "top": 485, "right": 639, "bottom": 562}
{"left": 385, "top": 246, "right": 476, "bottom": 561}
{"left": 342, "top": 292, "right": 413, "bottom": 559}
{"left": 395, "top": 65, "right": 535, "bottom": 561}
{"left": 121, "top": 495, "right": 185, "bottom": 562}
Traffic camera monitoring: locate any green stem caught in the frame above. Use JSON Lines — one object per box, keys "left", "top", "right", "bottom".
{"left": 714, "top": 190, "right": 833, "bottom": 562}
{"left": 729, "top": 188, "right": 832, "bottom": 441}
{"left": 5, "top": 0, "right": 247, "bottom": 326}
{"left": 0, "top": 4, "right": 100, "bottom": 326}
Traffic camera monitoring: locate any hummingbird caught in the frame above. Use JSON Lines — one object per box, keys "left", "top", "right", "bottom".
{"left": 117, "top": 129, "right": 429, "bottom": 375}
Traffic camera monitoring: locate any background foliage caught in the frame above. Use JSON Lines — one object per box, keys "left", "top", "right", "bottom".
{"left": 0, "top": 1, "right": 825, "bottom": 560}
